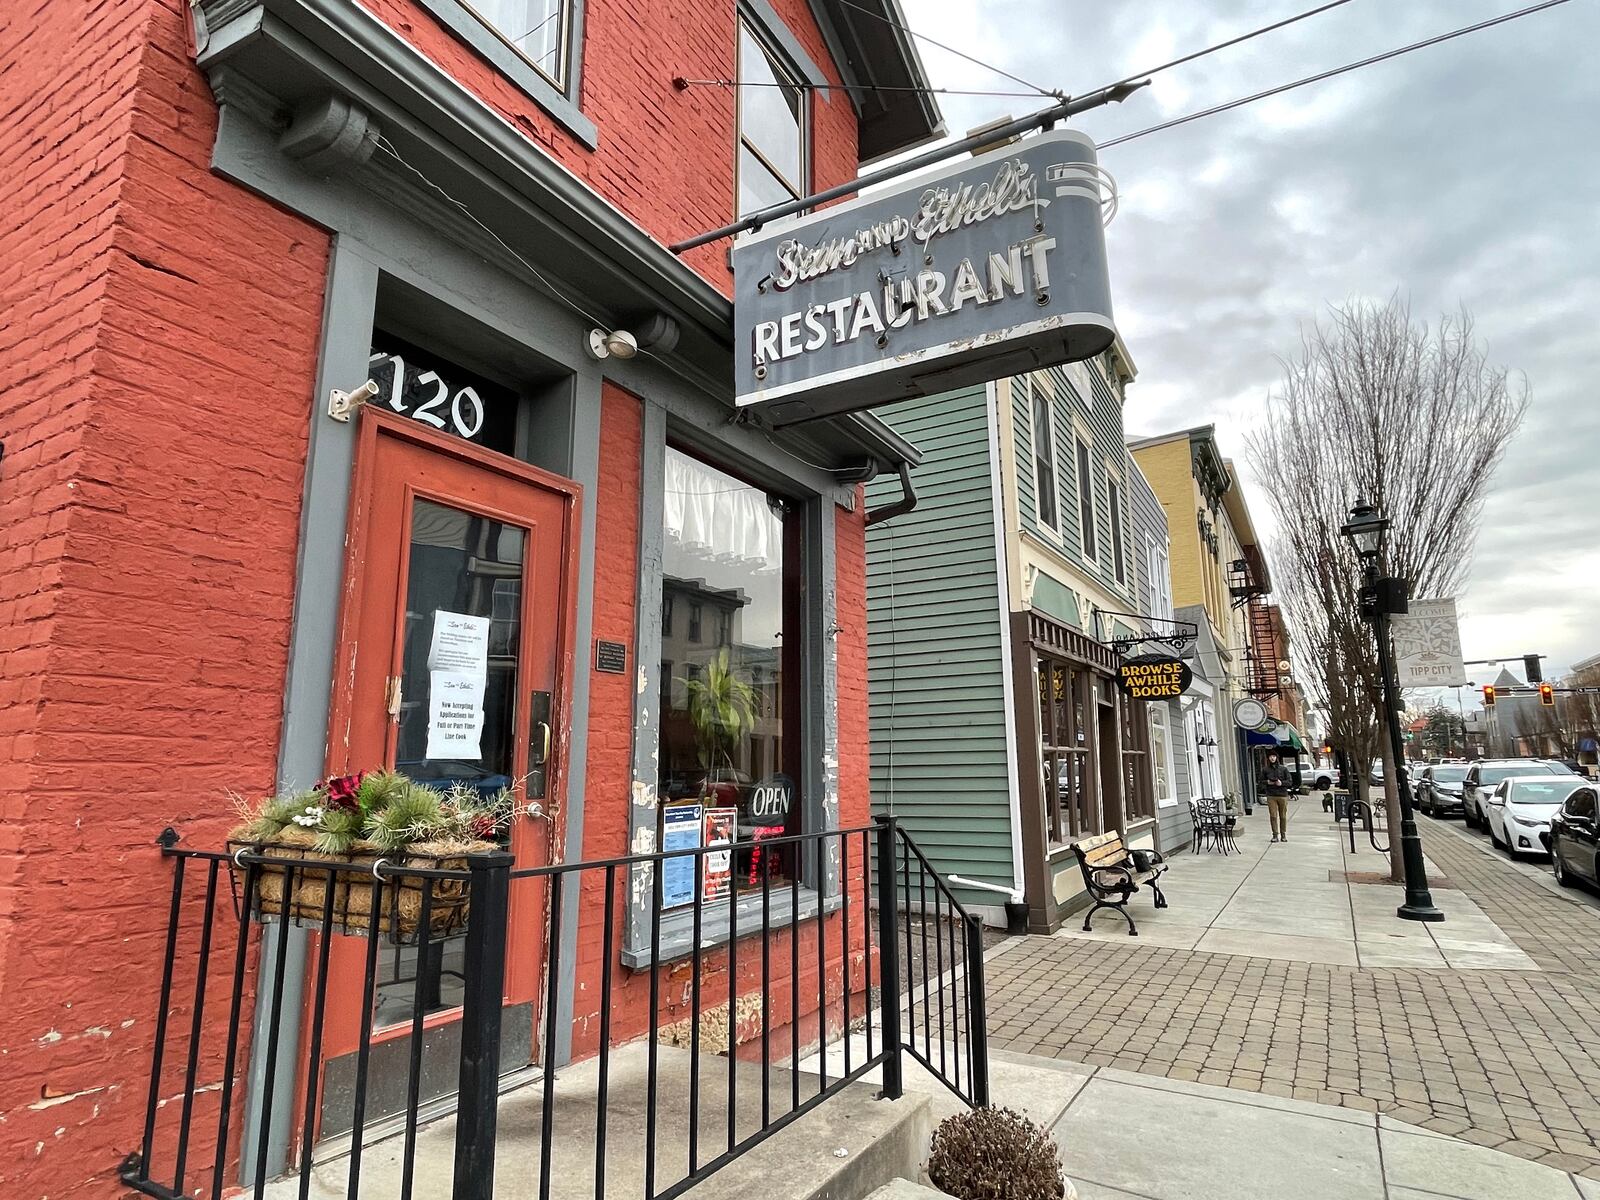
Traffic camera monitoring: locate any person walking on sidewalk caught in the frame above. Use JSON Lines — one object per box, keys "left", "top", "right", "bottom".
{"left": 1262, "top": 753, "right": 1293, "bottom": 843}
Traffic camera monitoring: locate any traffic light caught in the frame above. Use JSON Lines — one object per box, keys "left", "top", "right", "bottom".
{"left": 1322, "top": 741, "right": 1333, "bottom": 757}
{"left": 1483, "top": 684, "right": 1497, "bottom": 708}
{"left": 1540, "top": 682, "right": 1555, "bottom": 707}
{"left": 1525, "top": 654, "right": 1543, "bottom": 683}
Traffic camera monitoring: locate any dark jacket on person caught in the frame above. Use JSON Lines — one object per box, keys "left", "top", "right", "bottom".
{"left": 1262, "top": 763, "right": 1293, "bottom": 796}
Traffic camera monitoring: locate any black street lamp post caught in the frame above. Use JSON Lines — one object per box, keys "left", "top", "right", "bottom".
{"left": 1341, "top": 500, "right": 1444, "bottom": 923}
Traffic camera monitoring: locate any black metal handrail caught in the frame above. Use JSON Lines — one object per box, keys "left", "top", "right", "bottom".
{"left": 121, "top": 815, "right": 987, "bottom": 1200}
{"left": 893, "top": 824, "right": 991, "bottom": 1109}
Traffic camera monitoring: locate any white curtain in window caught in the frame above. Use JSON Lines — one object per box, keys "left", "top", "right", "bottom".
{"left": 663, "top": 451, "right": 783, "bottom": 574}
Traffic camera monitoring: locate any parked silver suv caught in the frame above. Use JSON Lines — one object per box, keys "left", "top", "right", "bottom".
{"left": 1461, "top": 759, "right": 1576, "bottom": 830}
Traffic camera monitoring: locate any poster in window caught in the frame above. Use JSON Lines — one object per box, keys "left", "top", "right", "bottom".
{"left": 661, "top": 804, "right": 703, "bottom": 910}
{"left": 701, "top": 807, "right": 738, "bottom": 903}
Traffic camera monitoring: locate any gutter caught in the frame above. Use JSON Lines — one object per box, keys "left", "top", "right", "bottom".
{"left": 864, "top": 462, "right": 918, "bottom": 526}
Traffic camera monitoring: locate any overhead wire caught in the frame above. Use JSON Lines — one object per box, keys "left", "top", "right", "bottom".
{"left": 1099, "top": 0, "right": 1580, "bottom": 149}
{"left": 672, "top": 78, "right": 1057, "bottom": 99}
{"left": 831, "top": 0, "right": 1059, "bottom": 97}
{"left": 1102, "top": 0, "right": 1363, "bottom": 90}
{"left": 372, "top": 135, "right": 611, "bottom": 331}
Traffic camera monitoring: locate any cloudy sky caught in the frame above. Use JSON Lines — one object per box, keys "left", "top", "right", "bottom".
{"left": 898, "top": 0, "right": 1600, "bottom": 679}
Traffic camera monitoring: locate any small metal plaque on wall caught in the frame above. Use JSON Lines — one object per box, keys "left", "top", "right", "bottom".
{"left": 594, "top": 639, "right": 628, "bottom": 674}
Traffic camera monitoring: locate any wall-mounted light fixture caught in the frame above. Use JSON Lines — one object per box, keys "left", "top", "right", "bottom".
{"left": 585, "top": 313, "right": 681, "bottom": 362}
{"left": 327, "top": 378, "right": 380, "bottom": 422}
{"left": 585, "top": 329, "right": 638, "bottom": 360}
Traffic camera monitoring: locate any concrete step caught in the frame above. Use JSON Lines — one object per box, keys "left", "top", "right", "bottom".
{"left": 267, "top": 1042, "right": 931, "bottom": 1200}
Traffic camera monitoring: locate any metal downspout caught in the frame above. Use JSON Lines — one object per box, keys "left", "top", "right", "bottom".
{"left": 864, "top": 462, "right": 918, "bottom": 527}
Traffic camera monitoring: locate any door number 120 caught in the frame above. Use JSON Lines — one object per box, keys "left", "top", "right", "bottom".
{"left": 368, "top": 352, "right": 485, "bottom": 440}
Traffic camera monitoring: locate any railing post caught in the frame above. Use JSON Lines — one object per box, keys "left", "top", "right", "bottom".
{"left": 964, "top": 913, "right": 990, "bottom": 1108}
{"left": 453, "top": 851, "right": 514, "bottom": 1200}
{"left": 873, "top": 816, "right": 903, "bottom": 1100}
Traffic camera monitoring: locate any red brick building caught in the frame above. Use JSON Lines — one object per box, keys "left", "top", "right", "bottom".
{"left": 0, "top": 1, "right": 939, "bottom": 1193}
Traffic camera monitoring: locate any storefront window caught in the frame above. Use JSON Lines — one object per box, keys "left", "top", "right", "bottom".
{"left": 1150, "top": 705, "right": 1176, "bottom": 805}
{"left": 1120, "top": 688, "right": 1153, "bottom": 821}
{"left": 658, "top": 449, "right": 801, "bottom": 899}
{"left": 1037, "top": 657, "right": 1091, "bottom": 844}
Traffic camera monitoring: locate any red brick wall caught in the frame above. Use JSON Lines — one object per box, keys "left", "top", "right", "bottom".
{"left": 1, "top": 0, "right": 869, "bottom": 1190}
{"left": 0, "top": 2, "right": 330, "bottom": 1194}
{"left": 364, "top": 0, "right": 858, "bottom": 292}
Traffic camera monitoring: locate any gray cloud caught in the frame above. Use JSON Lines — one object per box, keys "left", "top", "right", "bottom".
{"left": 902, "top": 0, "right": 1600, "bottom": 672}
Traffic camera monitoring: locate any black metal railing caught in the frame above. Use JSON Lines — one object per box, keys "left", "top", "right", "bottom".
{"left": 121, "top": 815, "right": 986, "bottom": 1200}
{"left": 891, "top": 825, "right": 989, "bottom": 1109}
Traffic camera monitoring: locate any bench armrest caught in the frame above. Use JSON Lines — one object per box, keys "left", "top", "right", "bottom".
{"left": 1089, "top": 865, "right": 1136, "bottom": 893}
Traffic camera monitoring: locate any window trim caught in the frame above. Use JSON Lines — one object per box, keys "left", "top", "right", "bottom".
{"left": 1074, "top": 436, "right": 1097, "bottom": 563}
{"left": 415, "top": 0, "right": 596, "bottom": 148}
{"left": 1146, "top": 534, "right": 1173, "bottom": 625}
{"left": 1106, "top": 469, "right": 1126, "bottom": 586}
{"left": 625, "top": 435, "right": 833, "bottom": 968}
{"left": 735, "top": 13, "right": 811, "bottom": 216}
{"left": 1150, "top": 703, "right": 1178, "bottom": 807}
{"left": 1026, "top": 376, "right": 1064, "bottom": 538}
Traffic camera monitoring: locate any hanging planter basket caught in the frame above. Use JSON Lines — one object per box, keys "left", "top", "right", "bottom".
{"left": 227, "top": 827, "right": 491, "bottom": 944}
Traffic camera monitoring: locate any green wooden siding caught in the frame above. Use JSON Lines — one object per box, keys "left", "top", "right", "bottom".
{"left": 865, "top": 385, "right": 1015, "bottom": 908}
{"left": 1014, "top": 363, "right": 1140, "bottom": 616}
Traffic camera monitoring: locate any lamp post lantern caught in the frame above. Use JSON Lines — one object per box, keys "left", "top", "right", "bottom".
{"left": 1341, "top": 500, "right": 1444, "bottom": 922}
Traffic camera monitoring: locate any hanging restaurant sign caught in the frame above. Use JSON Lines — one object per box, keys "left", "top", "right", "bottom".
{"left": 731, "top": 129, "right": 1116, "bottom": 425}
{"left": 1117, "top": 655, "right": 1192, "bottom": 700}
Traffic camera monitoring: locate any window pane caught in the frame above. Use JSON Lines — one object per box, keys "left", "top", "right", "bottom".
{"left": 1076, "top": 440, "right": 1096, "bottom": 559}
{"left": 739, "top": 25, "right": 803, "bottom": 190}
{"left": 468, "top": 0, "right": 567, "bottom": 83}
{"left": 659, "top": 449, "right": 799, "bottom": 896}
{"left": 378, "top": 497, "right": 526, "bottom": 1029}
{"left": 1031, "top": 384, "right": 1058, "bottom": 530}
{"left": 1109, "top": 479, "right": 1125, "bottom": 582}
{"left": 738, "top": 145, "right": 796, "bottom": 216}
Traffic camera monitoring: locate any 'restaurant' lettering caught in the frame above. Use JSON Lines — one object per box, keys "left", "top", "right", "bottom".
{"left": 753, "top": 235, "right": 1056, "bottom": 367}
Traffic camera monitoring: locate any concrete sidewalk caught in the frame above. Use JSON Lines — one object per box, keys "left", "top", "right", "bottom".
{"left": 1054, "top": 797, "right": 1536, "bottom": 970}
{"left": 809, "top": 1034, "right": 1598, "bottom": 1198}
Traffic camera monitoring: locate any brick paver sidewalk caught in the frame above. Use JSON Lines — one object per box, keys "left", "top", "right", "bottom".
{"left": 983, "top": 816, "right": 1600, "bottom": 1178}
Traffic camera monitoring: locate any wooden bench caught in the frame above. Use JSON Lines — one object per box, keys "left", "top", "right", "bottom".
{"left": 1071, "top": 831, "right": 1169, "bottom": 936}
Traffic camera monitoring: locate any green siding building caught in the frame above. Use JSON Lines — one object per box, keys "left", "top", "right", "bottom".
{"left": 866, "top": 348, "right": 1191, "bottom": 928}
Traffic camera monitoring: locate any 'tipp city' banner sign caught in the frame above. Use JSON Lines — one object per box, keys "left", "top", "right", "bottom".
{"left": 1390, "top": 598, "right": 1468, "bottom": 688}
{"left": 732, "top": 129, "right": 1116, "bottom": 424}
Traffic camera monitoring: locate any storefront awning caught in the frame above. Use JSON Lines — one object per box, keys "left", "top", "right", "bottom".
{"left": 1246, "top": 720, "right": 1307, "bottom": 752}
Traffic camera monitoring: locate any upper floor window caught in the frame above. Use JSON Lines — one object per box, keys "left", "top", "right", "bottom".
{"left": 1147, "top": 535, "right": 1173, "bottom": 624}
{"left": 1075, "top": 438, "right": 1097, "bottom": 561}
{"left": 1107, "top": 475, "right": 1126, "bottom": 585}
{"left": 737, "top": 19, "right": 808, "bottom": 216}
{"left": 468, "top": 0, "right": 572, "bottom": 87}
{"left": 1027, "top": 378, "right": 1061, "bottom": 534}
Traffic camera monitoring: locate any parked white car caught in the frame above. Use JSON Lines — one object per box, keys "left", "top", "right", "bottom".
{"left": 1485, "top": 776, "right": 1589, "bottom": 857}
{"left": 1462, "top": 759, "right": 1576, "bottom": 829}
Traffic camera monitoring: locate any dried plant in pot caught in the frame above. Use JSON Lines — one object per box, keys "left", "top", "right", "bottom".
{"left": 927, "top": 1107, "right": 1070, "bottom": 1200}
{"left": 228, "top": 770, "right": 525, "bottom": 943}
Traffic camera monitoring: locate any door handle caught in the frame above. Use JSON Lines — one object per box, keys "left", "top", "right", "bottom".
{"left": 527, "top": 690, "right": 553, "bottom": 800}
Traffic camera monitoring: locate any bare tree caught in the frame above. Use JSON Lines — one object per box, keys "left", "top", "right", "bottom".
{"left": 1512, "top": 702, "right": 1572, "bottom": 759}
{"left": 1247, "top": 297, "right": 1527, "bottom": 878}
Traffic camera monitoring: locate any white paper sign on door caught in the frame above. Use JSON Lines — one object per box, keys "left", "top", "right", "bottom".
{"left": 424, "top": 610, "right": 491, "bottom": 760}
{"left": 426, "top": 670, "right": 486, "bottom": 760}
{"left": 428, "top": 611, "right": 491, "bottom": 676}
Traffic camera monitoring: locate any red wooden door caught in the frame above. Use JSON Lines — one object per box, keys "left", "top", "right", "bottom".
{"left": 313, "top": 410, "right": 579, "bottom": 1139}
